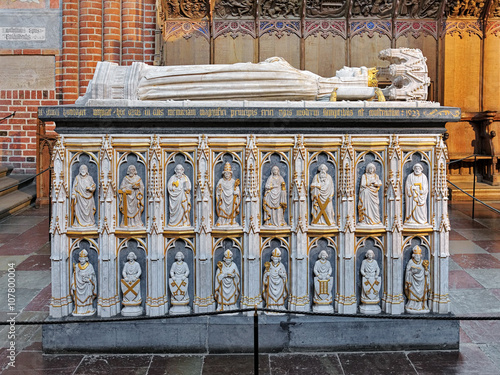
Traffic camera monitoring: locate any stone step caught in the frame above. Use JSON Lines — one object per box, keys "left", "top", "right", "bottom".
{"left": 448, "top": 181, "right": 500, "bottom": 202}
{"left": 0, "top": 181, "right": 37, "bottom": 219}
{"left": 0, "top": 174, "right": 35, "bottom": 197}
{"left": 0, "top": 165, "right": 13, "bottom": 178}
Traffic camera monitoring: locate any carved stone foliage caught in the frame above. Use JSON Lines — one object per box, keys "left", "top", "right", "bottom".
{"left": 161, "top": 0, "right": 209, "bottom": 19}
{"left": 397, "top": 0, "right": 441, "bottom": 18}
{"left": 443, "top": 20, "right": 482, "bottom": 38}
{"left": 446, "top": 0, "right": 486, "bottom": 18}
{"left": 306, "top": 0, "right": 348, "bottom": 18}
{"left": 260, "top": 0, "right": 302, "bottom": 18}
{"left": 303, "top": 20, "right": 347, "bottom": 38}
{"left": 350, "top": 20, "right": 392, "bottom": 38}
{"left": 161, "top": 21, "right": 210, "bottom": 41}
{"left": 351, "top": 0, "right": 393, "bottom": 18}
{"left": 214, "top": 21, "right": 257, "bottom": 38}
{"left": 395, "top": 21, "right": 438, "bottom": 39}
{"left": 214, "top": 0, "right": 255, "bottom": 18}
{"left": 259, "top": 20, "right": 302, "bottom": 37}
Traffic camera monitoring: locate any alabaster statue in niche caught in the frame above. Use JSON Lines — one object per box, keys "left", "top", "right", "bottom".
{"left": 405, "top": 163, "right": 429, "bottom": 225}
{"left": 312, "top": 250, "right": 334, "bottom": 313}
{"left": 71, "top": 249, "right": 97, "bottom": 316}
{"left": 167, "top": 164, "right": 192, "bottom": 227}
{"left": 121, "top": 251, "right": 143, "bottom": 316}
{"left": 169, "top": 251, "right": 190, "bottom": 314}
{"left": 358, "top": 163, "right": 382, "bottom": 226}
{"left": 359, "top": 250, "right": 382, "bottom": 314}
{"left": 310, "top": 164, "right": 335, "bottom": 226}
{"left": 214, "top": 250, "right": 241, "bottom": 312}
{"left": 119, "top": 165, "right": 145, "bottom": 227}
{"left": 215, "top": 162, "right": 241, "bottom": 227}
{"left": 71, "top": 164, "right": 96, "bottom": 227}
{"left": 405, "top": 245, "right": 430, "bottom": 314}
{"left": 262, "top": 248, "right": 288, "bottom": 314}
{"left": 263, "top": 166, "right": 287, "bottom": 226}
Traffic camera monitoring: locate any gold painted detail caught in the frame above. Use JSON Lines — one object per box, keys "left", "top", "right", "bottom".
{"left": 329, "top": 87, "right": 338, "bottom": 102}
{"left": 368, "top": 68, "right": 378, "bottom": 87}
{"left": 335, "top": 294, "right": 357, "bottom": 305}
{"left": 289, "top": 295, "right": 310, "bottom": 307}
{"left": 374, "top": 88, "right": 385, "bottom": 102}
{"left": 97, "top": 295, "right": 120, "bottom": 308}
{"left": 194, "top": 295, "right": 215, "bottom": 307}
{"left": 50, "top": 295, "right": 72, "bottom": 308}
{"left": 146, "top": 295, "right": 167, "bottom": 307}
{"left": 241, "top": 295, "right": 262, "bottom": 306}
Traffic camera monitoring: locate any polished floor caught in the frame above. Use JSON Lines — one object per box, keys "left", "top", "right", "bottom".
{"left": 0, "top": 201, "right": 500, "bottom": 374}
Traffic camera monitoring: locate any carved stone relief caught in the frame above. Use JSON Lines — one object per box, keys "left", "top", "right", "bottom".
{"left": 120, "top": 247, "right": 144, "bottom": 317}
{"left": 262, "top": 156, "right": 289, "bottom": 227}
{"left": 161, "top": 0, "right": 209, "bottom": 19}
{"left": 404, "top": 159, "right": 429, "bottom": 226}
{"left": 404, "top": 244, "right": 430, "bottom": 314}
{"left": 260, "top": 0, "right": 302, "bottom": 18}
{"left": 446, "top": 0, "right": 486, "bottom": 18}
{"left": 351, "top": 0, "right": 393, "bottom": 18}
{"left": 262, "top": 247, "right": 289, "bottom": 314}
{"left": 70, "top": 243, "right": 98, "bottom": 316}
{"left": 214, "top": 240, "right": 242, "bottom": 312}
{"left": 306, "top": 0, "right": 348, "bottom": 18}
{"left": 214, "top": 0, "right": 255, "bottom": 18}
{"left": 71, "top": 156, "right": 97, "bottom": 228}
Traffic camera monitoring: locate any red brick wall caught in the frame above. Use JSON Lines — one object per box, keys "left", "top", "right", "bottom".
{"left": 1, "top": 0, "right": 157, "bottom": 173}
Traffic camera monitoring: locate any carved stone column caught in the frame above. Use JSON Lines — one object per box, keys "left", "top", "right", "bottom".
{"left": 383, "top": 135, "right": 404, "bottom": 314}
{"left": 194, "top": 135, "right": 215, "bottom": 313}
{"left": 49, "top": 137, "right": 72, "bottom": 318}
{"left": 290, "top": 135, "right": 309, "bottom": 311}
{"left": 242, "top": 135, "right": 262, "bottom": 312}
{"left": 337, "top": 135, "right": 356, "bottom": 314}
{"left": 432, "top": 137, "right": 451, "bottom": 313}
{"left": 146, "top": 135, "right": 168, "bottom": 316}
{"left": 98, "top": 135, "right": 120, "bottom": 317}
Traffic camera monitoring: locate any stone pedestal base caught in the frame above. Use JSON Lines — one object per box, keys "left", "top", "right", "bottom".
{"left": 359, "top": 303, "right": 381, "bottom": 315}
{"left": 169, "top": 304, "right": 190, "bottom": 315}
{"left": 313, "top": 304, "right": 334, "bottom": 313}
{"left": 121, "top": 305, "right": 142, "bottom": 316}
{"left": 42, "top": 314, "right": 459, "bottom": 354}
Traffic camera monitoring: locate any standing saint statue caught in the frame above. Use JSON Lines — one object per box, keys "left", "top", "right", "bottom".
{"left": 405, "top": 163, "right": 429, "bottom": 225}
{"left": 263, "top": 166, "right": 287, "bottom": 226}
{"left": 215, "top": 162, "right": 241, "bottom": 227}
{"left": 168, "top": 164, "right": 192, "bottom": 227}
{"left": 71, "top": 164, "right": 96, "bottom": 227}
{"left": 405, "top": 245, "right": 430, "bottom": 314}
{"left": 121, "top": 251, "right": 142, "bottom": 316}
{"left": 71, "top": 249, "right": 97, "bottom": 316}
{"left": 310, "top": 164, "right": 335, "bottom": 226}
{"left": 359, "top": 249, "right": 382, "bottom": 314}
{"left": 119, "top": 165, "right": 145, "bottom": 227}
{"left": 214, "top": 250, "right": 241, "bottom": 312}
{"left": 312, "top": 250, "right": 334, "bottom": 313}
{"left": 169, "top": 251, "right": 190, "bottom": 314}
{"left": 262, "top": 248, "right": 288, "bottom": 314}
{"left": 358, "top": 163, "right": 382, "bottom": 226}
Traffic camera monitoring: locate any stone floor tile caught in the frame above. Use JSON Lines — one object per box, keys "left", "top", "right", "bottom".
{"left": 473, "top": 240, "right": 500, "bottom": 253}
{"left": 0, "top": 215, "right": 47, "bottom": 227}
{"left": 474, "top": 218, "right": 500, "bottom": 231}
{"left": 14, "top": 206, "right": 49, "bottom": 217}
{"left": 0, "top": 234, "right": 49, "bottom": 256}
{"left": 490, "top": 289, "right": 500, "bottom": 300}
{"left": 202, "top": 354, "right": 270, "bottom": 375}
{"left": 448, "top": 258, "right": 463, "bottom": 271}
{"left": 338, "top": 352, "right": 417, "bottom": 375}
{"left": 269, "top": 353, "right": 343, "bottom": 375}
{"left": 449, "top": 219, "right": 488, "bottom": 230}
{"left": 0, "top": 257, "right": 29, "bottom": 271}
{"left": 449, "top": 240, "right": 488, "bottom": 254}
{"left": 73, "top": 355, "right": 151, "bottom": 375}
{"left": 24, "top": 285, "right": 51, "bottom": 312}
{"left": 148, "top": 355, "right": 203, "bottom": 375}
{"left": 450, "top": 289, "right": 500, "bottom": 315}
{"left": 449, "top": 270, "right": 483, "bottom": 289}
{"left": 451, "top": 254, "right": 500, "bottom": 269}
{"left": 0, "top": 271, "right": 50, "bottom": 291}
{"left": 460, "top": 320, "right": 500, "bottom": 344}
{"left": 466, "top": 269, "right": 500, "bottom": 289}
{"left": 449, "top": 230, "right": 467, "bottom": 241}
{"left": 16, "top": 255, "right": 51, "bottom": 272}
{"left": 407, "top": 344, "right": 500, "bottom": 375}
{"left": 0, "top": 352, "right": 83, "bottom": 374}
{"left": 460, "top": 327, "right": 472, "bottom": 343}
{"left": 0, "top": 288, "right": 44, "bottom": 313}
{"left": 454, "top": 229, "right": 500, "bottom": 242}
{"left": 479, "top": 343, "right": 500, "bottom": 370}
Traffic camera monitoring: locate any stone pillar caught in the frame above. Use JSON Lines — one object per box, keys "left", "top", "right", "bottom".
{"left": 290, "top": 135, "right": 309, "bottom": 311}
{"left": 194, "top": 136, "right": 215, "bottom": 313}
{"left": 50, "top": 138, "right": 72, "bottom": 318}
{"left": 337, "top": 135, "right": 356, "bottom": 314}
{"left": 242, "top": 135, "right": 262, "bottom": 312}
{"left": 432, "top": 137, "right": 451, "bottom": 313}
{"left": 98, "top": 135, "right": 120, "bottom": 317}
{"left": 383, "top": 135, "right": 404, "bottom": 314}
{"left": 146, "top": 135, "right": 168, "bottom": 316}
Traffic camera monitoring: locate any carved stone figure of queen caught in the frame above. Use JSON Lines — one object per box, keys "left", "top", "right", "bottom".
{"left": 168, "top": 164, "right": 192, "bottom": 227}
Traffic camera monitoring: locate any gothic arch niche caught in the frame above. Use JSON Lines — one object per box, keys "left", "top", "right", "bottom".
{"left": 355, "top": 150, "right": 385, "bottom": 228}
{"left": 355, "top": 236, "right": 384, "bottom": 312}
{"left": 117, "top": 238, "right": 147, "bottom": 315}
{"left": 213, "top": 237, "right": 243, "bottom": 311}
{"left": 213, "top": 151, "right": 243, "bottom": 228}
{"left": 402, "top": 151, "right": 431, "bottom": 227}
{"left": 69, "top": 152, "right": 99, "bottom": 229}
{"left": 261, "top": 237, "right": 290, "bottom": 311}
{"left": 165, "top": 151, "right": 195, "bottom": 228}
{"left": 308, "top": 236, "right": 337, "bottom": 312}
{"left": 308, "top": 151, "right": 338, "bottom": 227}
{"left": 165, "top": 238, "right": 195, "bottom": 313}
{"left": 117, "top": 152, "right": 147, "bottom": 229}
{"left": 261, "top": 152, "right": 290, "bottom": 228}
{"left": 69, "top": 238, "right": 99, "bottom": 314}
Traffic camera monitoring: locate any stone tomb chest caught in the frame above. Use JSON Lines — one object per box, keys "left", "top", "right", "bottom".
{"left": 39, "top": 100, "right": 460, "bottom": 353}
